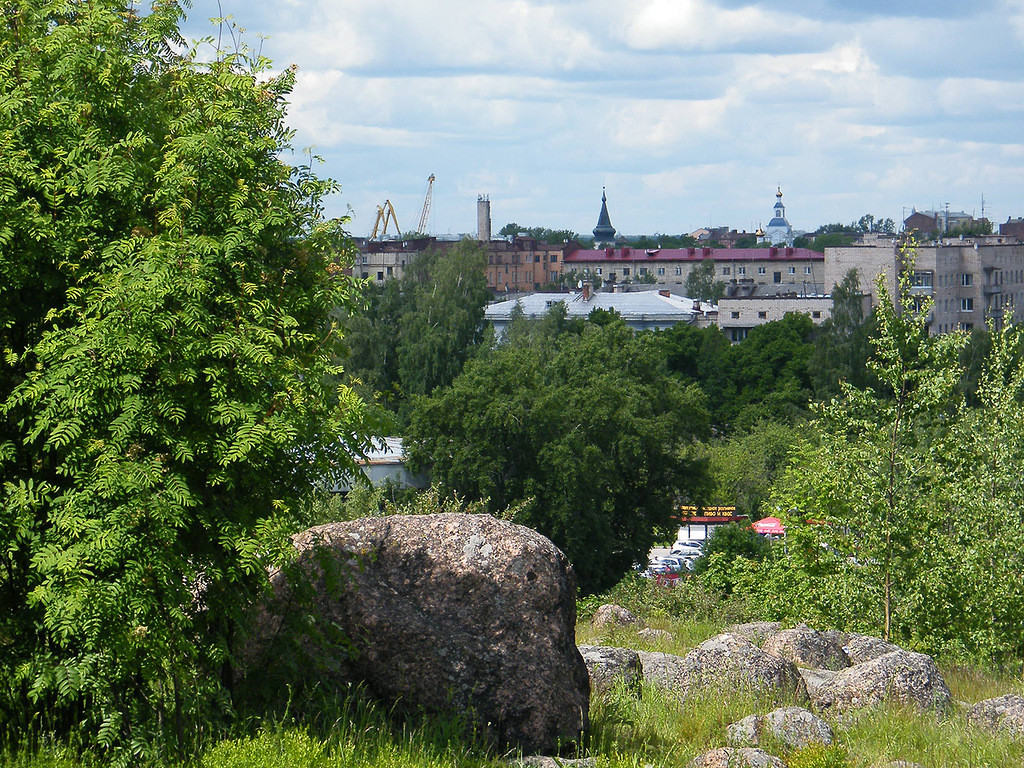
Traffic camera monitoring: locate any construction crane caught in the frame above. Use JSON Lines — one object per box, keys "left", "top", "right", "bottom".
{"left": 417, "top": 174, "right": 435, "bottom": 235}
{"left": 370, "top": 199, "right": 401, "bottom": 239}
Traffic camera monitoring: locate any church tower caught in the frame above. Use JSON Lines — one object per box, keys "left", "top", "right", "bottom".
{"left": 592, "top": 188, "right": 617, "bottom": 247}
{"left": 761, "top": 186, "right": 795, "bottom": 246}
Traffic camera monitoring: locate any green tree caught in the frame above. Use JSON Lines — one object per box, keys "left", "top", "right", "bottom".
{"left": 396, "top": 239, "right": 491, "bottom": 402}
{"left": 702, "top": 420, "right": 805, "bottom": 518}
{"left": 810, "top": 269, "right": 875, "bottom": 399}
{"left": 0, "top": 2, "right": 370, "bottom": 755}
{"left": 780, "top": 263, "right": 965, "bottom": 641}
{"left": 407, "top": 321, "right": 710, "bottom": 594}
{"left": 692, "top": 523, "right": 771, "bottom": 581}
{"left": 684, "top": 258, "right": 726, "bottom": 302}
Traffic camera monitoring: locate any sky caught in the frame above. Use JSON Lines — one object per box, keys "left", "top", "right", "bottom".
{"left": 179, "top": 0, "right": 1024, "bottom": 240}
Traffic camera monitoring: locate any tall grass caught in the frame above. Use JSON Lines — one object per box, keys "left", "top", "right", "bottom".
{"left": 5, "top": 574, "right": 1024, "bottom": 768}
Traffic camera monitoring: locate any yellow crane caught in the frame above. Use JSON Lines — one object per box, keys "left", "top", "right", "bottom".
{"left": 370, "top": 199, "right": 401, "bottom": 239}
{"left": 416, "top": 174, "right": 435, "bottom": 235}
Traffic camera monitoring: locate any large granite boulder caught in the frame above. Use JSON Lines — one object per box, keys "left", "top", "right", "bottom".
{"left": 592, "top": 603, "right": 642, "bottom": 630}
{"left": 725, "top": 622, "right": 782, "bottom": 646}
{"left": 638, "top": 634, "right": 807, "bottom": 703}
{"left": 728, "top": 706, "right": 834, "bottom": 749}
{"left": 250, "top": 514, "right": 589, "bottom": 755}
{"left": 967, "top": 694, "right": 1024, "bottom": 735}
{"left": 763, "top": 623, "right": 849, "bottom": 671}
{"left": 680, "top": 633, "right": 809, "bottom": 703}
{"left": 578, "top": 645, "right": 642, "bottom": 697}
{"left": 636, "top": 650, "right": 690, "bottom": 694}
{"left": 687, "top": 747, "right": 786, "bottom": 768}
{"left": 841, "top": 633, "right": 902, "bottom": 665}
{"left": 812, "top": 650, "right": 950, "bottom": 713}
{"left": 638, "top": 627, "right": 673, "bottom": 644}
{"left": 797, "top": 667, "right": 839, "bottom": 702}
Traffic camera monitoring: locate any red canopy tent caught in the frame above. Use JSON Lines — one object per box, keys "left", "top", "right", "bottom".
{"left": 752, "top": 516, "right": 785, "bottom": 535}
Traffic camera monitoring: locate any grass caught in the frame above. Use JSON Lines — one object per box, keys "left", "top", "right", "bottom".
{"left": 4, "top": 576, "right": 1024, "bottom": 768}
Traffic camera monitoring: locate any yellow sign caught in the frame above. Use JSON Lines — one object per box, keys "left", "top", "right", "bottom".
{"left": 679, "top": 505, "right": 738, "bottom": 518}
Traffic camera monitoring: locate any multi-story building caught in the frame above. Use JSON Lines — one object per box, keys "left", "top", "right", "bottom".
{"left": 824, "top": 239, "right": 1024, "bottom": 333}
{"left": 351, "top": 236, "right": 436, "bottom": 282}
{"left": 562, "top": 245, "right": 824, "bottom": 288}
{"left": 484, "top": 236, "right": 571, "bottom": 293}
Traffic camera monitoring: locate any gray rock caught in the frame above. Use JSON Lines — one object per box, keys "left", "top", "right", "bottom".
{"left": 250, "top": 514, "right": 589, "bottom": 755}
{"left": 638, "top": 627, "right": 673, "bottom": 644}
{"left": 842, "top": 633, "right": 901, "bottom": 665}
{"left": 798, "top": 667, "right": 838, "bottom": 700}
{"left": 592, "top": 603, "right": 642, "bottom": 629}
{"left": 639, "top": 634, "right": 807, "bottom": 704}
{"left": 679, "top": 633, "right": 809, "bottom": 703}
{"left": 728, "top": 707, "right": 833, "bottom": 749}
{"left": 578, "top": 645, "right": 642, "bottom": 697}
{"left": 967, "top": 694, "right": 1024, "bottom": 735}
{"left": 725, "top": 621, "right": 782, "bottom": 646}
{"left": 687, "top": 747, "right": 786, "bottom": 768}
{"left": 636, "top": 650, "right": 691, "bottom": 693}
{"left": 727, "top": 714, "right": 761, "bottom": 747}
{"left": 812, "top": 650, "right": 950, "bottom": 713}
{"left": 763, "top": 623, "right": 849, "bottom": 671}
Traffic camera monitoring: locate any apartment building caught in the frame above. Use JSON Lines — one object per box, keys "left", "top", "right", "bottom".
{"left": 824, "top": 239, "right": 1024, "bottom": 333}
{"left": 562, "top": 245, "right": 824, "bottom": 288}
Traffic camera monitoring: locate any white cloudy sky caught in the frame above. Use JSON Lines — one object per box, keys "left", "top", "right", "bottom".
{"left": 179, "top": 0, "right": 1024, "bottom": 239}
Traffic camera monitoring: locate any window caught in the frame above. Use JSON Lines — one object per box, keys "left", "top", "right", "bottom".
{"left": 675, "top": 266, "right": 682, "bottom": 275}
{"left": 377, "top": 271, "right": 384, "bottom": 281}
{"left": 657, "top": 267, "right": 665, "bottom": 276}
{"left": 723, "top": 267, "right": 731, "bottom": 275}
{"left": 961, "top": 297, "right": 974, "bottom": 312}
{"left": 638, "top": 267, "right": 647, "bottom": 275}
{"left": 596, "top": 268, "right": 602, "bottom": 275}
{"left": 910, "top": 270, "right": 933, "bottom": 288}
{"left": 623, "top": 267, "right": 630, "bottom": 276}
{"left": 804, "top": 266, "right": 812, "bottom": 275}
{"left": 812, "top": 311, "right": 822, "bottom": 319}
{"left": 757, "top": 311, "right": 767, "bottom": 319}
{"left": 788, "top": 266, "right": 796, "bottom": 275}
{"left": 758, "top": 266, "right": 766, "bottom": 275}
{"left": 361, "top": 271, "right": 368, "bottom": 279}
{"left": 773, "top": 272, "right": 782, "bottom": 283}
{"left": 961, "top": 273, "right": 974, "bottom": 286}
{"left": 551, "top": 255, "right": 558, "bottom": 262}
{"left": 534, "top": 255, "right": 540, "bottom": 263}
{"left": 731, "top": 311, "right": 740, "bottom": 319}
{"left": 386, "top": 266, "right": 393, "bottom": 276}
{"left": 738, "top": 266, "right": 746, "bottom": 276}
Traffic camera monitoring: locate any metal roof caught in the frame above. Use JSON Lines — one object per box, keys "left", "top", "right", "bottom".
{"left": 485, "top": 290, "right": 715, "bottom": 322}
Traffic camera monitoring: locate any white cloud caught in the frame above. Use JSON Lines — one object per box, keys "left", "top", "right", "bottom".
{"left": 623, "top": 0, "right": 823, "bottom": 51}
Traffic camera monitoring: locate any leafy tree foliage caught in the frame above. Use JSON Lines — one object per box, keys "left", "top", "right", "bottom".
{"left": 0, "top": 2, "right": 369, "bottom": 756}
{"left": 396, "top": 240, "right": 491, "bottom": 400}
{"left": 782, "top": 267, "right": 964, "bottom": 640}
{"left": 497, "top": 223, "right": 581, "bottom": 244}
{"left": 692, "top": 523, "right": 772, "bottom": 584}
{"left": 342, "top": 240, "right": 490, "bottom": 420}
{"left": 407, "top": 319, "right": 710, "bottom": 594}
{"left": 809, "top": 269, "right": 876, "bottom": 399}
{"left": 661, "top": 317, "right": 817, "bottom": 432}
{"left": 699, "top": 420, "right": 806, "bottom": 518}
{"left": 683, "top": 258, "right": 725, "bottom": 303}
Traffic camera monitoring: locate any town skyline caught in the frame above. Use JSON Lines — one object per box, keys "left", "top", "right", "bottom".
{"left": 182, "top": 0, "right": 1024, "bottom": 238}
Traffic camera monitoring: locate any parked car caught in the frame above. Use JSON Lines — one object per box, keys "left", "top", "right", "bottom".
{"left": 670, "top": 541, "right": 704, "bottom": 557}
